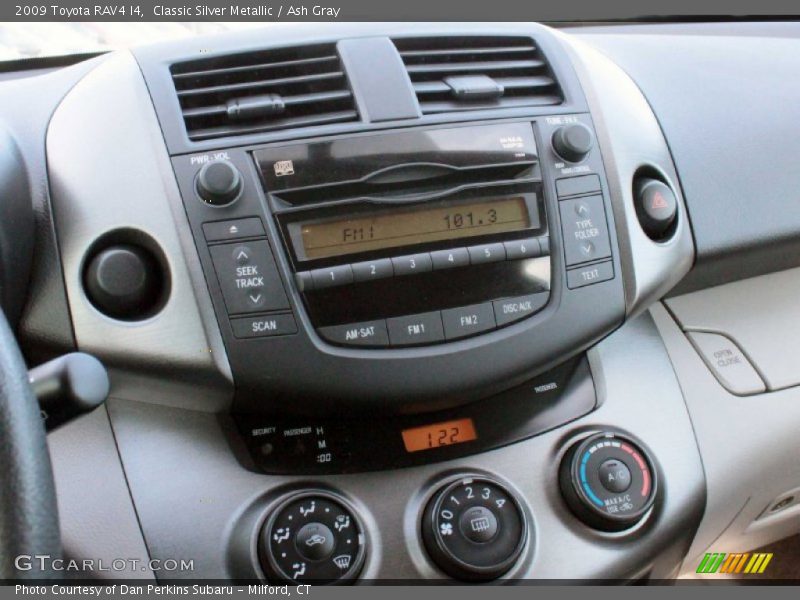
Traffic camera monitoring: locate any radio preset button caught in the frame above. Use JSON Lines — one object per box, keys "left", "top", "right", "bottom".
{"left": 387, "top": 311, "right": 444, "bottom": 346}
{"left": 539, "top": 236, "right": 550, "bottom": 255}
{"left": 392, "top": 253, "right": 433, "bottom": 276}
{"left": 504, "top": 238, "right": 541, "bottom": 260}
{"left": 567, "top": 260, "right": 614, "bottom": 289}
{"left": 468, "top": 243, "right": 506, "bottom": 265}
{"left": 311, "top": 265, "right": 354, "bottom": 290}
{"left": 493, "top": 293, "right": 549, "bottom": 326}
{"left": 559, "top": 195, "right": 612, "bottom": 267}
{"left": 295, "top": 271, "right": 314, "bottom": 292}
{"left": 351, "top": 258, "right": 393, "bottom": 282}
{"left": 441, "top": 303, "right": 496, "bottom": 340}
{"left": 318, "top": 320, "right": 390, "bottom": 347}
{"left": 231, "top": 313, "right": 298, "bottom": 339}
{"left": 209, "top": 241, "right": 289, "bottom": 315}
{"left": 431, "top": 248, "right": 470, "bottom": 270}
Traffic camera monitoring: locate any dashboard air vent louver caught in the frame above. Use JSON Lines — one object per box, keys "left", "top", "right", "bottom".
{"left": 170, "top": 43, "right": 358, "bottom": 141}
{"left": 393, "top": 36, "right": 563, "bottom": 114}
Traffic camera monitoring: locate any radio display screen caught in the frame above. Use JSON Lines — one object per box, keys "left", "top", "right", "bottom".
{"left": 295, "top": 197, "right": 532, "bottom": 260}
{"left": 401, "top": 418, "right": 477, "bottom": 453}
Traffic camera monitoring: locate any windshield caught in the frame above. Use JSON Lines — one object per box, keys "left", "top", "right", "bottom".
{"left": 0, "top": 23, "right": 263, "bottom": 61}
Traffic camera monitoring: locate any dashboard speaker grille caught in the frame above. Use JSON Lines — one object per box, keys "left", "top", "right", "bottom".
{"left": 170, "top": 43, "right": 358, "bottom": 141}
{"left": 393, "top": 36, "right": 563, "bottom": 114}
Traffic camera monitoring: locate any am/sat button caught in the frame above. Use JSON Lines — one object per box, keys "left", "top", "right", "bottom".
{"left": 230, "top": 313, "right": 297, "bottom": 339}
{"left": 318, "top": 319, "right": 389, "bottom": 347}
{"left": 441, "top": 303, "right": 496, "bottom": 340}
{"left": 387, "top": 311, "right": 444, "bottom": 346}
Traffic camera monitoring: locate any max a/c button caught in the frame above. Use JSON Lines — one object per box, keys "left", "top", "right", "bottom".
{"left": 230, "top": 313, "right": 297, "bottom": 339}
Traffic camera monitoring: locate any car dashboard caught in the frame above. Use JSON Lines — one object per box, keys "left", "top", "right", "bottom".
{"left": 1, "top": 21, "right": 799, "bottom": 584}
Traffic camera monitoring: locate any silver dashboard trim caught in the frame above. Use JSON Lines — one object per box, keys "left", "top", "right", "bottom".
{"left": 557, "top": 32, "right": 696, "bottom": 318}
{"left": 46, "top": 51, "right": 233, "bottom": 412}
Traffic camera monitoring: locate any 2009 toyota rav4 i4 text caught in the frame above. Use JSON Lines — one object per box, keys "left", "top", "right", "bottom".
{"left": 0, "top": 15, "right": 799, "bottom": 588}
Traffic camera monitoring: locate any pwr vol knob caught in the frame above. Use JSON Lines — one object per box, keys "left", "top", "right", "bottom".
{"left": 559, "top": 432, "right": 657, "bottom": 532}
{"left": 196, "top": 159, "right": 242, "bottom": 206}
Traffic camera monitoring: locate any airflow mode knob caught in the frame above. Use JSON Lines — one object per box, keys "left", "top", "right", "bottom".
{"left": 260, "top": 492, "right": 366, "bottom": 584}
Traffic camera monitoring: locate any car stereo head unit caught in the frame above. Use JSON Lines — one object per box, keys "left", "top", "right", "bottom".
{"left": 170, "top": 114, "right": 624, "bottom": 411}
{"left": 253, "top": 122, "right": 552, "bottom": 348}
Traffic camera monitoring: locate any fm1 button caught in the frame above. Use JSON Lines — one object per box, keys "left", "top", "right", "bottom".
{"left": 598, "top": 459, "right": 632, "bottom": 493}
{"left": 459, "top": 506, "right": 498, "bottom": 543}
{"left": 295, "top": 522, "right": 336, "bottom": 561}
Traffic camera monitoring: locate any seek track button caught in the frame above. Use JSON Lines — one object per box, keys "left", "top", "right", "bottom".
{"left": 210, "top": 241, "right": 290, "bottom": 315}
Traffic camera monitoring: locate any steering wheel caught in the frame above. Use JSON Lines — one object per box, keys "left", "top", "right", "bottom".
{"left": 0, "top": 309, "right": 60, "bottom": 578}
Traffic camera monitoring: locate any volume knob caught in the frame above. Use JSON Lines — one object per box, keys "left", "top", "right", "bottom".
{"left": 196, "top": 160, "right": 242, "bottom": 206}
{"left": 552, "top": 123, "right": 594, "bottom": 163}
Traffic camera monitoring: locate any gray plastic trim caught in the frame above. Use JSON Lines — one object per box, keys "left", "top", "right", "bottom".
{"left": 651, "top": 301, "right": 800, "bottom": 576}
{"left": 555, "top": 33, "right": 695, "bottom": 318}
{"left": 46, "top": 52, "right": 233, "bottom": 412}
{"left": 666, "top": 266, "right": 800, "bottom": 392}
{"left": 48, "top": 406, "right": 154, "bottom": 579}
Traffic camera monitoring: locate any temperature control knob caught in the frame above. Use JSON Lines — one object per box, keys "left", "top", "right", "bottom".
{"left": 552, "top": 123, "right": 594, "bottom": 163}
{"left": 260, "top": 492, "right": 366, "bottom": 584}
{"left": 196, "top": 159, "right": 242, "bottom": 206}
{"left": 422, "top": 475, "right": 527, "bottom": 581}
{"left": 559, "top": 432, "right": 657, "bottom": 532}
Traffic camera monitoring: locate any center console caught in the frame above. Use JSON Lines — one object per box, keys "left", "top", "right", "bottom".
{"left": 44, "top": 23, "right": 701, "bottom": 584}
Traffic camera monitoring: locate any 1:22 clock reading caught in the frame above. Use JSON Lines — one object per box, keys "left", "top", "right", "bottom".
{"left": 401, "top": 418, "right": 478, "bottom": 453}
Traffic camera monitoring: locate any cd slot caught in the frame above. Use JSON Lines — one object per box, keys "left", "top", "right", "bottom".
{"left": 271, "top": 161, "right": 538, "bottom": 208}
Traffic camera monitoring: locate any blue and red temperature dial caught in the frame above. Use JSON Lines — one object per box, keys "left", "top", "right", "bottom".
{"left": 559, "top": 432, "right": 657, "bottom": 531}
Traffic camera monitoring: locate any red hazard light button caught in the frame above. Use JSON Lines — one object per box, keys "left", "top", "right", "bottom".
{"left": 636, "top": 179, "right": 678, "bottom": 240}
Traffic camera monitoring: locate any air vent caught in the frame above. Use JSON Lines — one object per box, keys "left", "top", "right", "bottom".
{"left": 170, "top": 44, "right": 358, "bottom": 142}
{"left": 393, "top": 36, "right": 563, "bottom": 114}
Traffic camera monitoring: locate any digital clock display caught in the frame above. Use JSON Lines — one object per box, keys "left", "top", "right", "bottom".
{"left": 295, "top": 197, "right": 532, "bottom": 260}
{"left": 401, "top": 418, "right": 478, "bottom": 453}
